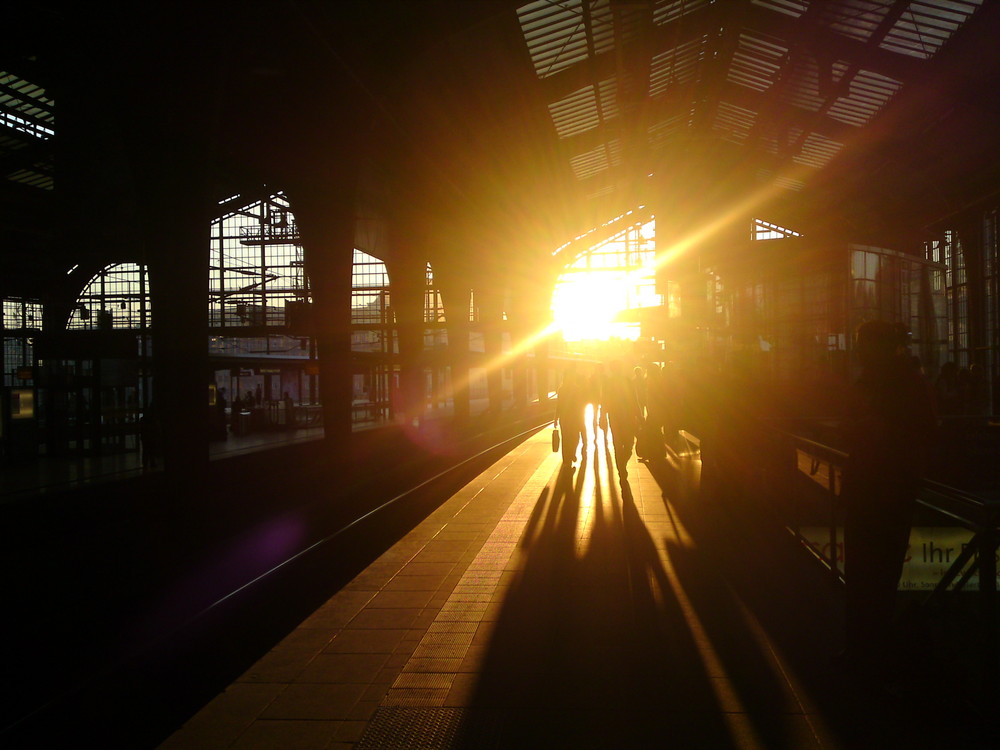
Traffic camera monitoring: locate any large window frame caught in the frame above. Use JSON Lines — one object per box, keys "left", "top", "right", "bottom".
{"left": 552, "top": 216, "right": 661, "bottom": 344}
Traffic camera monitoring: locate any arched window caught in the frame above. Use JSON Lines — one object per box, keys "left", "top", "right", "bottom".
{"left": 67, "top": 263, "right": 149, "bottom": 330}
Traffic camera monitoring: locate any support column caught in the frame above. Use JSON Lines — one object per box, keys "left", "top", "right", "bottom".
{"left": 293, "top": 177, "right": 358, "bottom": 449}
{"left": 137, "top": 147, "right": 211, "bottom": 482}
{"left": 109, "top": 5, "right": 224, "bottom": 487}
{"left": 508, "top": 273, "right": 557, "bottom": 410}
{"left": 510, "top": 319, "right": 530, "bottom": 411}
{"left": 535, "top": 337, "right": 551, "bottom": 404}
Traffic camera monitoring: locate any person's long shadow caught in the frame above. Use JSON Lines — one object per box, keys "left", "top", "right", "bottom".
{"left": 639, "top": 453, "right": 798, "bottom": 749}
{"left": 456, "top": 432, "right": 736, "bottom": 749}
{"left": 651, "top": 452, "right": 837, "bottom": 736}
{"left": 642, "top": 448, "right": 995, "bottom": 749}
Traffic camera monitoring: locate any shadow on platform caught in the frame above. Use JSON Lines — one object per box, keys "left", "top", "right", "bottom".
{"left": 450, "top": 445, "right": 998, "bottom": 749}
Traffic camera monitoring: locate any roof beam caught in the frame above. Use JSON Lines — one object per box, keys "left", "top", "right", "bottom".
{"left": 762, "top": 0, "right": 913, "bottom": 176}
{"left": 739, "top": 2, "right": 925, "bottom": 84}
{"left": 553, "top": 74, "right": 857, "bottom": 162}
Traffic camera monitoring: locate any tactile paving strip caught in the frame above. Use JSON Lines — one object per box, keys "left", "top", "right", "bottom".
{"left": 378, "top": 454, "right": 557, "bottom": 709}
{"left": 356, "top": 447, "right": 558, "bottom": 748}
{"left": 356, "top": 707, "right": 503, "bottom": 750}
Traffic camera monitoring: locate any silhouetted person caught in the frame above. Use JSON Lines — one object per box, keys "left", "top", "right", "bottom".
{"left": 586, "top": 364, "right": 603, "bottom": 434}
{"left": 935, "top": 360, "right": 960, "bottom": 415}
{"left": 632, "top": 365, "right": 651, "bottom": 461}
{"left": 213, "top": 388, "right": 228, "bottom": 439}
{"left": 230, "top": 393, "right": 241, "bottom": 431}
{"left": 659, "top": 361, "right": 680, "bottom": 442}
{"left": 603, "top": 360, "right": 643, "bottom": 480}
{"left": 840, "top": 320, "right": 937, "bottom": 676}
{"left": 596, "top": 363, "right": 609, "bottom": 434}
{"left": 632, "top": 365, "right": 647, "bottom": 415}
{"left": 638, "top": 363, "right": 667, "bottom": 461}
{"left": 556, "top": 368, "right": 587, "bottom": 466}
{"left": 968, "top": 363, "right": 990, "bottom": 416}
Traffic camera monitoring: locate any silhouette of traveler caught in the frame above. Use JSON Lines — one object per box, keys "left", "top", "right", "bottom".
{"left": 934, "top": 360, "right": 960, "bottom": 415}
{"left": 968, "top": 362, "right": 990, "bottom": 416}
{"left": 603, "top": 360, "right": 643, "bottom": 480}
{"left": 586, "top": 364, "right": 603, "bottom": 435}
{"left": 840, "top": 320, "right": 937, "bottom": 675}
{"left": 556, "top": 367, "right": 587, "bottom": 466}
{"left": 641, "top": 362, "right": 667, "bottom": 460}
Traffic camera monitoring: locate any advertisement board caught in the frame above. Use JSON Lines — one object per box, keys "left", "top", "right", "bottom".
{"left": 800, "top": 526, "right": 996, "bottom": 591}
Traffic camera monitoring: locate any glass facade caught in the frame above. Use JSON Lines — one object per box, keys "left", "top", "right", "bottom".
{"left": 50, "top": 193, "right": 464, "bottom": 434}
{"left": 67, "top": 263, "right": 149, "bottom": 331}
{"left": 350, "top": 249, "right": 393, "bottom": 425}
{"left": 926, "top": 209, "right": 1000, "bottom": 416}
{"left": 210, "top": 193, "right": 309, "bottom": 329}
{"left": 351, "top": 248, "right": 393, "bottom": 353}
{"left": 708, "top": 231, "right": 947, "bottom": 413}
{"left": 2, "top": 298, "right": 42, "bottom": 388}
{"left": 926, "top": 228, "right": 972, "bottom": 369}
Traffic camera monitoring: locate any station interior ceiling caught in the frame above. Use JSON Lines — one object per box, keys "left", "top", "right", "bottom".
{"left": 3, "top": 0, "right": 1000, "bottom": 301}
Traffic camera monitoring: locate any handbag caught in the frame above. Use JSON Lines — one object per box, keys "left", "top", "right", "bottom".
{"left": 551, "top": 426, "right": 560, "bottom": 452}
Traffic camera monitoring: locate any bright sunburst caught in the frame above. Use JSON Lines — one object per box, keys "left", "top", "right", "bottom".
{"left": 551, "top": 218, "right": 660, "bottom": 342}
{"left": 552, "top": 272, "right": 635, "bottom": 341}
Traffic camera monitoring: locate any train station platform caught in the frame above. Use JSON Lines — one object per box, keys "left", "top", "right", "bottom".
{"left": 156, "top": 423, "right": 990, "bottom": 750}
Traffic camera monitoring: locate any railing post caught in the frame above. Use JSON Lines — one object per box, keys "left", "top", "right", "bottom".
{"left": 828, "top": 459, "right": 840, "bottom": 581}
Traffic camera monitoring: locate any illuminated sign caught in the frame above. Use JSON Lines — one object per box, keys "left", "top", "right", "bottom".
{"left": 10, "top": 388, "right": 35, "bottom": 420}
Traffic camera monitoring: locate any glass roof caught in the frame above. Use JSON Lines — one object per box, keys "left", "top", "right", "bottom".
{"left": 0, "top": 71, "right": 55, "bottom": 191}
{"left": 516, "top": 0, "right": 988, "bottom": 203}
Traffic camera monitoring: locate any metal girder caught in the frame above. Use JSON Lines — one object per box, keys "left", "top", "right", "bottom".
{"left": 738, "top": 1, "right": 925, "bottom": 85}
{"left": 0, "top": 137, "right": 54, "bottom": 179}
{"left": 529, "top": 0, "right": 956, "bottom": 237}
{"left": 750, "top": 0, "right": 914, "bottom": 181}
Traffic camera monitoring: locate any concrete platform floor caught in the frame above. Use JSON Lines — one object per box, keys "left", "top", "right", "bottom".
{"left": 157, "top": 423, "right": 993, "bottom": 749}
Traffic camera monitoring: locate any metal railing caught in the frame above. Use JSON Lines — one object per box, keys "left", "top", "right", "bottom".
{"left": 772, "top": 429, "right": 1000, "bottom": 630}
{"left": 238, "top": 222, "right": 301, "bottom": 245}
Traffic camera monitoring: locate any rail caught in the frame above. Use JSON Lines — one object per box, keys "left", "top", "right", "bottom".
{"left": 195, "top": 419, "right": 551, "bottom": 619}
{"left": 2, "top": 416, "right": 552, "bottom": 740}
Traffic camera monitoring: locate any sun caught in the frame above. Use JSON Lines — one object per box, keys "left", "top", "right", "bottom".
{"left": 549, "top": 216, "right": 662, "bottom": 342}
{"left": 551, "top": 271, "right": 638, "bottom": 342}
